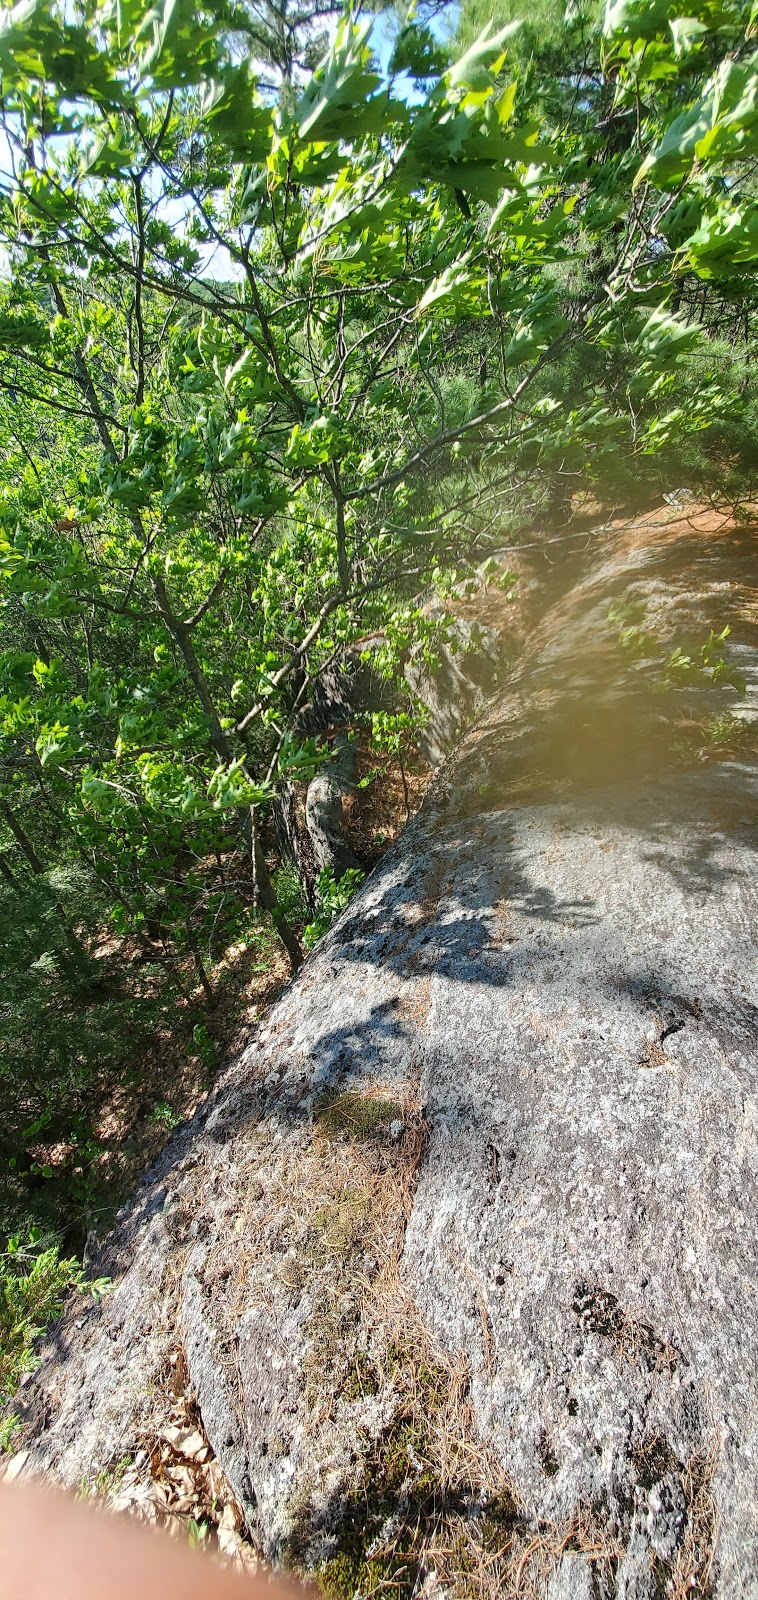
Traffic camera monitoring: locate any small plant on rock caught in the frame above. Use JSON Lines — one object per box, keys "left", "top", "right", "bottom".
{"left": 304, "top": 867, "right": 365, "bottom": 950}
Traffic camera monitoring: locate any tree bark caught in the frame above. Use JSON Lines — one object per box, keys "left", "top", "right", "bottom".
{"left": 0, "top": 798, "right": 45, "bottom": 873}
{"left": 252, "top": 830, "right": 304, "bottom": 972}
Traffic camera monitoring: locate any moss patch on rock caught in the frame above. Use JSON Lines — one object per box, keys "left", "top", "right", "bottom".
{"left": 314, "top": 1090, "right": 403, "bottom": 1143}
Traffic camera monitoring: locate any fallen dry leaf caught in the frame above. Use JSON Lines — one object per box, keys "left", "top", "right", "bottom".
{"left": 218, "top": 1502, "right": 243, "bottom": 1533}
{"left": 160, "top": 1426, "right": 208, "bottom": 1461}
{"left": 0, "top": 1451, "right": 29, "bottom": 1483}
{"left": 165, "top": 1464, "right": 195, "bottom": 1496}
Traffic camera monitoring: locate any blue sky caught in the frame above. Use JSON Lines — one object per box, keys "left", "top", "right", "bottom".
{"left": 0, "top": 3, "right": 461, "bottom": 284}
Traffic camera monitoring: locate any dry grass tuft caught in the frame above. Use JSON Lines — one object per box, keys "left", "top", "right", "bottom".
{"left": 434, "top": 1499, "right": 625, "bottom": 1600}
{"left": 669, "top": 1436, "right": 721, "bottom": 1600}
{"left": 278, "top": 1090, "right": 624, "bottom": 1600}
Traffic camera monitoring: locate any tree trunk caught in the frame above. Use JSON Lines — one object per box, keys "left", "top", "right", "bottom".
{"left": 0, "top": 797, "right": 91, "bottom": 979}
{"left": 0, "top": 850, "right": 21, "bottom": 888}
{"left": 252, "top": 829, "right": 303, "bottom": 972}
{"left": 274, "top": 785, "right": 317, "bottom": 914}
{"left": 186, "top": 925, "right": 216, "bottom": 1009}
{"left": 151, "top": 573, "right": 232, "bottom": 767}
{"left": 0, "top": 798, "right": 45, "bottom": 873}
{"left": 152, "top": 570, "right": 302, "bottom": 969}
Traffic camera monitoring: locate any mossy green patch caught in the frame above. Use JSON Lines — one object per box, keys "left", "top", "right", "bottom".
{"left": 311, "top": 1187, "right": 370, "bottom": 1254}
{"left": 312, "top": 1357, "right": 499, "bottom": 1600}
{"left": 342, "top": 1348, "right": 381, "bottom": 1402}
{"left": 314, "top": 1091, "right": 402, "bottom": 1143}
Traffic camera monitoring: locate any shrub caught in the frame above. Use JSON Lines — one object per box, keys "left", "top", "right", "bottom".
{"left": 304, "top": 867, "right": 365, "bottom": 949}
{"left": 0, "top": 1230, "right": 83, "bottom": 1448}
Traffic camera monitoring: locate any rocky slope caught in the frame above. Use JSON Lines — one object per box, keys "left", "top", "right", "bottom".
{"left": 11, "top": 508, "right": 758, "bottom": 1599}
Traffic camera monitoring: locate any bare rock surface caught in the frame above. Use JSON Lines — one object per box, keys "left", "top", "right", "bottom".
{"left": 14, "top": 511, "right": 758, "bottom": 1598}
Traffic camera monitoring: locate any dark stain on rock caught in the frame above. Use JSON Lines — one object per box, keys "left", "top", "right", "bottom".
{"left": 538, "top": 1428, "right": 560, "bottom": 1478}
{"left": 572, "top": 1280, "right": 681, "bottom": 1373}
{"left": 632, "top": 1432, "right": 683, "bottom": 1491}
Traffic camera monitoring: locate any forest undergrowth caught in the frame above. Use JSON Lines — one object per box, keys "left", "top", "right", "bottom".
{"left": 1, "top": 740, "right": 427, "bottom": 1250}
